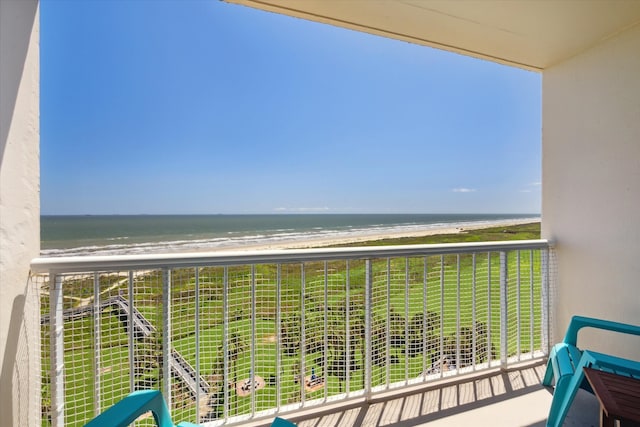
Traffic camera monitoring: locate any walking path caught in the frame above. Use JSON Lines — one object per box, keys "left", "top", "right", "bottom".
{"left": 41, "top": 294, "right": 210, "bottom": 399}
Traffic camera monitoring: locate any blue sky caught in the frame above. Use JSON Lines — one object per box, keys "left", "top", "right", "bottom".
{"left": 40, "top": 0, "right": 541, "bottom": 215}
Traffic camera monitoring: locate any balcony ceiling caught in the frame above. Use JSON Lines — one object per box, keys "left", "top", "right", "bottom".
{"left": 225, "top": 0, "right": 640, "bottom": 71}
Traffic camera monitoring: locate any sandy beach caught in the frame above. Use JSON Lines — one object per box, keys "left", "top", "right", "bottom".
{"left": 214, "top": 218, "right": 540, "bottom": 252}
{"left": 41, "top": 216, "right": 540, "bottom": 257}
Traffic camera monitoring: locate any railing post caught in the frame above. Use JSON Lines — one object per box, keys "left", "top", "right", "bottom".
{"left": 364, "top": 259, "right": 372, "bottom": 402}
{"left": 541, "top": 248, "right": 550, "bottom": 354}
{"left": 93, "top": 273, "right": 101, "bottom": 416}
{"left": 275, "top": 264, "right": 282, "bottom": 410}
{"left": 127, "top": 271, "right": 135, "bottom": 393}
{"left": 162, "top": 268, "right": 172, "bottom": 411}
{"left": 516, "top": 251, "right": 521, "bottom": 359}
{"left": 530, "top": 251, "right": 535, "bottom": 355}
{"left": 487, "top": 252, "right": 492, "bottom": 365}
{"left": 300, "top": 264, "right": 306, "bottom": 407}
{"left": 471, "top": 254, "right": 477, "bottom": 371}
{"left": 499, "top": 251, "right": 508, "bottom": 367}
{"left": 439, "top": 255, "right": 445, "bottom": 375}
{"left": 455, "top": 255, "right": 461, "bottom": 372}
{"left": 422, "top": 256, "right": 428, "bottom": 380}
{"left": 50, "top": 273, "right": 65, "bottom": 427}
{"left": 223, "top": 267, "right": 229, "bottom": 420}
{"left": 405, "top": 258, "right": 410, "bottom": 383}
{"left": 250, "top": 265, "right": 256, "bottom": 415}
{"left": 345, "top": 261, "right": 351, "bottom": 395}
{"left": 195, "top": 268, "right": 201, "bottom": 422}
{"left": 323, "top": 261, "right": 329, "bottom": 402}
{"left": 385, "top": 259, "right": 391, "bottom": 387}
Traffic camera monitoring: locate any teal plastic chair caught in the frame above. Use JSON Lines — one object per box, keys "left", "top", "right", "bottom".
{"left": 271, "top": 417, "right": 297, "bottom": 426}
{"left": 85, "top": 389, "right": 297, "bottom": 427}
{"left": 271, "top": 417, "right": 296, "bottom": 427}
{"left": 84, "top": 390, "right": 199, "bottom": 427}
{"left": 542, "top": 315, "right": 640, "bottom": 427}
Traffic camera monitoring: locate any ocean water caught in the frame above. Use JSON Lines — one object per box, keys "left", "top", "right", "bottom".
{"left": 40, "top": 214, "right": 539, "bottom": 257}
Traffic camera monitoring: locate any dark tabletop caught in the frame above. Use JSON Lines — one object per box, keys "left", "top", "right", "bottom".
{"left": 583, "top": 367, "right": 640, "bottom": 425}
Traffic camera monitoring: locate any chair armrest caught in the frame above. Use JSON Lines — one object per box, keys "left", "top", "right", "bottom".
{"left": 563, "top": 315, "right": 640, "bottom": 347}
{"left": 85, "top": 390, "right": 176, "bottom": 427}
{"left": 582, "top": 350, "right": 640, "bottom": 376}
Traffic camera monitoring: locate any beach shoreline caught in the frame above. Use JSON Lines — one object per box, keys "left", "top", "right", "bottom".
{"left": 40, "top": 216, "right": 541, "bottom": 257}
{"left": 205, "top": 218, "right": 540, "bottom": 253}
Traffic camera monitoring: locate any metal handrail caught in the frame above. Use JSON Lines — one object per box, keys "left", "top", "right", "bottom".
{"left": 31, "top": 239, "right": 550, "bottom": 273}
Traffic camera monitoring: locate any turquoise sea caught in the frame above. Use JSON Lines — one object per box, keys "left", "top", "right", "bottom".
{"left": 40, "top": 213, "right": 539, "bottom": 257}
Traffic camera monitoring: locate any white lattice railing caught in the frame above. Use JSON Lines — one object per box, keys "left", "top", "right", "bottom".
{"left": 32, "top": 240, "right": 552, "bottom": 426}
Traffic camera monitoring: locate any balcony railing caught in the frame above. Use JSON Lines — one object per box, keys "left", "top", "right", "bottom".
{"left": 31, "top": 240, "right": 552, "bottom": 427}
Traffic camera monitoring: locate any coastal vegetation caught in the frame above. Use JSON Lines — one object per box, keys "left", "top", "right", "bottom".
{"left": 40, "top": 222, "right": 542, "bottom": 426}
{"left": 334, "top": 221, "right": 540, "bottom": 247}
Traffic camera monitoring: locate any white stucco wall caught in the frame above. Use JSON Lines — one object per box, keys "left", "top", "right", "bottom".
{"left": 542, "top": 23, "right": 640, "bottom": 359}
{"left": 0, "top": 0, "right": 40, "bottom": 425}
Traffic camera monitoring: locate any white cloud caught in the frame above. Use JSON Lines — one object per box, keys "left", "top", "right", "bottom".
{"left": 519, "top": 181, "right": 542, "bottom": 193}
{"left": 452, "top": 188, "right": 476, "bottom": 193}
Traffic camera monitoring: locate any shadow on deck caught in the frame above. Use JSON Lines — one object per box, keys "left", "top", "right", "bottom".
{"left": 255, "top": 361, "right": 599, "bottom": 427}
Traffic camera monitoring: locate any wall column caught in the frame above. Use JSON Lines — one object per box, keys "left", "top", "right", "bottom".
{"left": 542, "top": 23, "right": 640, "bottom": 359}
{"left": 0, "top": 1, "right": 41, "bottom": 425}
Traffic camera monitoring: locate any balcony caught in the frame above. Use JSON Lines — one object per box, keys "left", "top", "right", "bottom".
{"left": 4, "top": 2, "right": 640, "bottom": 427}
{"left": 31, "top": 239, "right": 569, "bottom": 426}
